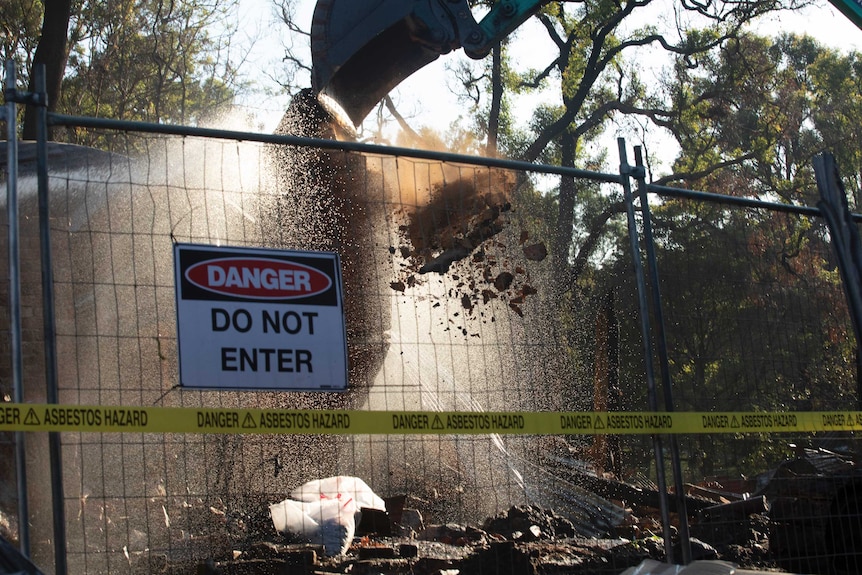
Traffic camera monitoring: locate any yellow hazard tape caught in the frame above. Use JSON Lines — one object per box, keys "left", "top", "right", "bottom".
{"left": 1, "top": 404, "right": 861, "bottom": 435}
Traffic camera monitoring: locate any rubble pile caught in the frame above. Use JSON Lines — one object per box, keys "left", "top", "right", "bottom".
{"left": 4, "top": 451, "right": 861, "bottom": 574}
{"left": 109, "top": 472, "right": 799, "bottom": 575}
{"left": 133, "top": 448, "right": 862, "bottom": 574}
{"left": 147, "top": 505, "right": 672, "bottom": 575}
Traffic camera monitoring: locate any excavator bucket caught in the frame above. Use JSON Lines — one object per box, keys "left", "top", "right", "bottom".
{"left": 311, "top": 0, "right": 445, "bottom": 127}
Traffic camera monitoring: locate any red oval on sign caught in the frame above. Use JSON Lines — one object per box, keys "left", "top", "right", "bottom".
{"left": 185, "top": 257, "right": 332, "bottom": 300}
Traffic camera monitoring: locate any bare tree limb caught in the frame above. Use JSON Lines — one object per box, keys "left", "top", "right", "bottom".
{"left": 383, "top": 95, "right": 422, "bottom": 142}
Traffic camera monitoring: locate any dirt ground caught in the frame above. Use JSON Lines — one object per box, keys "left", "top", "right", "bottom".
{"left": 115, "top": 494, "right": 790, "bottom": 575}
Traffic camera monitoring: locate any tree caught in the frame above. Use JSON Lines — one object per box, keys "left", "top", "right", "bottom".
{"left": 21, "top": 0, "right": 72, "bottom": 140}
{"left": 364, "top": 0, "right": 812, "bottom": 338}
{"left": 7, "top": 0, "right": 249, "bottom": 142}
{"left": 4, "top": 0, "right": 73, "bottom": 134}
{"left": 808, "top": 45, "right": 862, "bottom": 206}
{"left": 598, "top": 33, "right": 861, "bottom": 477}
{"left": 273, "top": 0, "right": 312, "bottom": 96}
{"left": 1, "top": 0, "right": 43, "bottom": 72}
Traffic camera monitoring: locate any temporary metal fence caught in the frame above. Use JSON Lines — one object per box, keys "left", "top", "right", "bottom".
{"left": 2, "top": 63, "right": 862, "bottom": 575}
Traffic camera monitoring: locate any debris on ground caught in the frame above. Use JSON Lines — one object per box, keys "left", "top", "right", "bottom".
{"left": 5, "top": 448, "right": 861, "bottom": 574}
{"left": 224, "top": 447, "right": 862, "bottom": 574}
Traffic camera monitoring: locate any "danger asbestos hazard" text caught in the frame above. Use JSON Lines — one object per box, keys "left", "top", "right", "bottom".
{"left": 390, "top": 413, "right": 525, "bottom": 431}
{"left": 196, "top": 410, "right": 350, "bottom": 430}
{"left": 40, "top": 407, "right": 148, "bottom": 428}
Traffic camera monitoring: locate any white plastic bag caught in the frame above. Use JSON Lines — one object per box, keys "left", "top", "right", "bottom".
{"left": 270, "top": 476, "right": 384, "bottom": 556}
{"left": 269, "top": 498, "right": 318, "bottom": 535}
{"left": 310, "top": 496, "right": 358, "bottom": 556}
{"left": 290, "top": 475, "right": 386, "bottom": 512}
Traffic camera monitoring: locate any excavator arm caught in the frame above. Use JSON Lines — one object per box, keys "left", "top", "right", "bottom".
{"left": 828, "top": 0, "right": 862, "bottom": 31}
{"left": 311, "top": 0, "right": 548, "bottom": 127}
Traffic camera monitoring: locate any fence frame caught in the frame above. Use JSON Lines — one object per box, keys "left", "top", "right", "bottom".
{"left": 5, "top": 61, "right": 862, "bottom": 574}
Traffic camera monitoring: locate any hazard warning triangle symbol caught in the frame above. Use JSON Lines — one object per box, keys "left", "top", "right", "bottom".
{"left": 242, "top": 413, "right": 257, "bottom": 429}
{"left": 23, "top": 408, "right": 40, "bottom": 426}
{"left": 432, "top": 415, "right": 444, "bottom": 430}
{"left": 593, "top": 415, "right": 606, "bottom": 430}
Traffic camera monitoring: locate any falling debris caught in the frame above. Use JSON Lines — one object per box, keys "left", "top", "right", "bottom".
{"left": 461, "top": 294, "right": 473, "bottom": 311}
{"left": 523, "top": 242, "right": 548, "bottom": 262}
{"left": 389, "top": 172, "right": 545, "bottom": 322}
{"left": 494, "top": 272, "right": 514, "bottom": 292}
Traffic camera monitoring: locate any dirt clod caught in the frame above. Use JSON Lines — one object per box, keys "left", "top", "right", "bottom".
{"left": 389, "top": 172, "right": 543, "bottom": 326}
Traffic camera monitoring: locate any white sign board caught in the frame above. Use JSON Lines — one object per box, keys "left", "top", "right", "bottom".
{"left": 173, "top": 244, "right": 348, "bottom": 391}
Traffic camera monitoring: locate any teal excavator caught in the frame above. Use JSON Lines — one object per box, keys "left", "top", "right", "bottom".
{"left": 310, "top": 0, "right": 550, "bottom": 127}
{"left": 310, "top": 0, "right": 862, "bottom": 129}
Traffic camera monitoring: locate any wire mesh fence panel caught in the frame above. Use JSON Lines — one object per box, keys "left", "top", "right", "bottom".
{"left": 0, "top": 128, "right": 641, "bottom": 575}
{"left": 2, "top": 120, "right": 862, "bottom": 575}
{"left": 643, "top": 197, "right": 862, "bottom": 575}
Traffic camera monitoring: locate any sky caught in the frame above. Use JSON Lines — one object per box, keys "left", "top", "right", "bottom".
{"left": 232, "top": 0, "right": 862, "bottom": 159}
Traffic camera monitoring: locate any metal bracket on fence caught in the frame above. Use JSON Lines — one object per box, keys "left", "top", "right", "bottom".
{"left": 619, "top": 160, "right": 646, "bottom": 180}
{"left": 3, "top": 88, "right": 47, "bottom": 108}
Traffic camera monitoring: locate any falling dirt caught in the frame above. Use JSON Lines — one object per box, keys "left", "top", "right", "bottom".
{"left": 388, "top": 172, "right": 547, "bottom": 327}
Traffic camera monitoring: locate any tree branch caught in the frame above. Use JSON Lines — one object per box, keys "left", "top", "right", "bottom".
{"left": 652, "top": 151, "right": 758, "bottom": 186}
{"left": 383, "top": 95, "right": 422, "bottom": 142}
{"left": 562, "top": 200, "right": 628, "bottom": 291}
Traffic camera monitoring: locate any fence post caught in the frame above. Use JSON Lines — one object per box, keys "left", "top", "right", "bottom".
{"left": 4, "top": 59, "right": 31, "bottom": 558}
{"left": 618, "top": 138, "right": 676, "bottom": 563}
{"left": 814, "top": 152, "right": 862, "bottom": 408}
{"left": 33, "top": 63, "right": 68, "bottom": 575}
{"left": 632, "top": 146, "right": 691, "bottom": 564}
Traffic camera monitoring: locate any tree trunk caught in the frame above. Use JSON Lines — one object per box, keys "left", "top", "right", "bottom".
{"left": 22, "top": 0, "right": 72, "bottom": 141}
{"left": 486, "top": 44, "right": 502, "bottom": 157}
{"left": 554, "top": 130, "right": 576, "bottom": 294}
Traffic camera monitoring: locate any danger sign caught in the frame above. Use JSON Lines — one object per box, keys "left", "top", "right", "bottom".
{"left": 174, "top": 244, "right": 348, "bottom": 391}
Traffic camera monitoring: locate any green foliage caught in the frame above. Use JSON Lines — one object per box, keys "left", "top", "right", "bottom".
{"left": 525, "top": 103, "right": 566, "bottom": 163}
{"left": 603, "top": 33, "right": 862, "bottom": 477}
{"left": 1, "top": 0, "right": 44, "bottom": 129}
{"left": 666, "top": 32, "right": 860, "bottom": 206}
{"left": 74, "top": 0, "right": 239, "bottom": 123}
{"left": 8, "top": 0, "right": 244, "bottom": 145}
{"left": 808, "top": 48, "right": 862, "bottom": 206}
{"left": 1, "top": 0, "right": 43, "bottom": 80}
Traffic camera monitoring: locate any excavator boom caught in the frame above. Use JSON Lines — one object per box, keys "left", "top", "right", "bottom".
{"left": 828, "top": 0, "right": 862, "bottom": 30}
{"left": 311, "top": 0, "right": 862, "bottom": 127}
{"left": 311, "top": 0, "right": 547, "bottom": 127}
